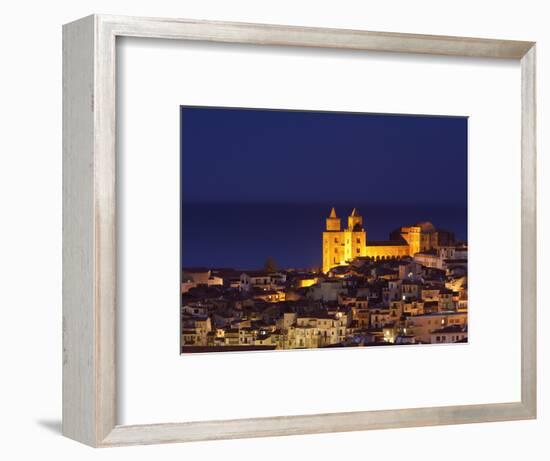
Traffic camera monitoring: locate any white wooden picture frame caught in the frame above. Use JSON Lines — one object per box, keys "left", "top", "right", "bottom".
{"left": 62, "top": 14, "right": 537, "bottom": 447}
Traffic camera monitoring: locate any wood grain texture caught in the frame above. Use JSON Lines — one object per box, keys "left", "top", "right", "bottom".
{"left": 62, "top": 15, "right": 98, "bottom": 446}
{"left": 94, "top": 13, "right": 118, "bottom": 444}
{"left": 520, "top": 46, "right": 537, "bottom": 418}
{"left": 102, "top": 402, "right": 533, "bottom": 447}
{"left": 63, "top": 15, "right": 117, "bottom": 447}
{"left": 101, "top": 15, "right": 533, "bottom": 58}
{"left": 62, "top": 14, "right": 537, "bottom": 447}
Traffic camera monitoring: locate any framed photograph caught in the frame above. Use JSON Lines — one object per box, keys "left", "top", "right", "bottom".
{"left": 179, "top": 106, "right": 468, "bottom": 353}
{"left": 63, "top": 15, "right": 536, "bottom": 447}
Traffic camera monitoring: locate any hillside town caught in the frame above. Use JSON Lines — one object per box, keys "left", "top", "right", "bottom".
{"left": 181, "top": 208, "right": 467, "bottom": 353}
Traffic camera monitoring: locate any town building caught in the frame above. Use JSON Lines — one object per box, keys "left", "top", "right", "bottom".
{"left": 430, "top": 324, "right": 468, "bottom": 344}
{"left": 181, "top": 209, "right": 467, "bottom": 353}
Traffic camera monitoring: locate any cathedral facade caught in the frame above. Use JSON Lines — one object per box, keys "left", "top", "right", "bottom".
{"left": 322, "top": 208, "right": 455, "bottom": 273}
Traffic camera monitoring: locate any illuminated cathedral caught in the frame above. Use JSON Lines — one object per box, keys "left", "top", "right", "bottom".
{"left": 322, "top": 207, "right": 455, "bottom": 273}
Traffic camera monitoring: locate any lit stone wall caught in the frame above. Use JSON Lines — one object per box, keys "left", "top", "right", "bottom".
{"left": 399, "top": 226, "right": 422, "bottom": 255}
{"left": 364, "top": 244, "right": 410, "bottom": 259}
{"left": 323, "top": 230, "right": 345, "bottom": 273}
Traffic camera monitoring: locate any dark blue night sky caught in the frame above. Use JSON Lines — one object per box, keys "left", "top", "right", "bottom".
{"left": 181, "top": 106, "right": 467, "bottom": 270}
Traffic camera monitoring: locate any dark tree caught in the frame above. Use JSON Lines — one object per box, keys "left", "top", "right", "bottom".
{"left": 264, "top": 257, "right": 277, "bottom": 273}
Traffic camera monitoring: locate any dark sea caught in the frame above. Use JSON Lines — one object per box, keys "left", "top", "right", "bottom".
{"left": 181, "top": 202, "right": 467, "bottom": 271}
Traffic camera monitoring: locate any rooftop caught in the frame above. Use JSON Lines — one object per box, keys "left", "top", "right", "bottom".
{"left": 366, "top": 240, "right": 409, "bottom": 247}
{"left": 431, "top": 324, "right": 468, "bottom": 334}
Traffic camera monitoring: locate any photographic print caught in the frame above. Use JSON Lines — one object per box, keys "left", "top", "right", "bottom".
{"left": 180, "top": 106, "right": 467, "bottom": 353}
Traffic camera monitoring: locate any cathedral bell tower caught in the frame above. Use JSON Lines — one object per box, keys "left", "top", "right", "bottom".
{"left": 326, "top": 207, "right": 341, "bottom": 231}
{"left": 344, "top": 208, "right": 367, "bottom": 262}
{"left": 322, "top": 207, "right": 367, "bottom": 274}
{"left": 323, "top": 207, "right": 343, "bottom": 273}
{"left": 347, "top": 208, "right": 363, "bottom": 231}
